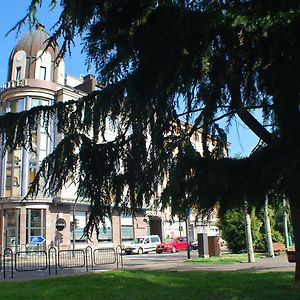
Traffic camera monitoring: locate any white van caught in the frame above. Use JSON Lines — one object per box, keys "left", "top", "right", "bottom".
{"left": 124, "top": 235, "right": 161, "bottom": 254}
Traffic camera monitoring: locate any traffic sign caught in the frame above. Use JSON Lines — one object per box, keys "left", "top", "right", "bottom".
{"left": 56, "top": 218, "right": 66, "bottom": 231}
{"left": 30, "top": 236, "right": 45, "bottom": 244}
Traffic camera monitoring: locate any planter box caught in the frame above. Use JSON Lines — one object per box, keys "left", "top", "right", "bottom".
{"left": 286, "top": 250, "right": 296, "bottom": 263}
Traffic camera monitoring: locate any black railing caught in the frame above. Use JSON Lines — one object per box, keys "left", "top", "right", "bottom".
{"left": 94, "top": 248, "right": 116, "bottom": 265}
{"left": 15, "top": 251, "right": 47, "bottom": 272}
{"left": 86, "top": 246, "right": 93, "bottom": 272}
{"left": 48, "top": 247, "right": 58, "bottom": 275}
{"left": 116, "top": 245, "right": 124, "bottom": 268}
{"left": 58, "top": 249, "right": 85, "bottom": 269}
{"left": 3, "top": 248, "right": 13, "bottom": 279}
{"left": 1, "top": 245, "right": 123, "bottom": 279}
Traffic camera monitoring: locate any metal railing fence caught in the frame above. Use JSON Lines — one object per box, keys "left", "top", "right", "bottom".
{"left": 1, "top": 245, "right": 123, "bottom": 279}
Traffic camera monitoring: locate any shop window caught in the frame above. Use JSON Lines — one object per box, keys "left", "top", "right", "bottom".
{"left": 121, "top": 214, "right": 134, "bottom": 241}
{"left": 70, "top": 211, "right": 88, "bottom": 243}
{"left": 98, "top": 217, "right": 112, "bottom": 242}
{"left": 26, "top": 209, "right": 46, "bottom": 246}
{"left": 4, "top": 209, "right": 20, "bottom": 248}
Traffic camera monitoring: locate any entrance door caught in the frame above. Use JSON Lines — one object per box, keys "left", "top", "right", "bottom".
{"left": 149, "top": 218, "right": 162, "bottom": 242}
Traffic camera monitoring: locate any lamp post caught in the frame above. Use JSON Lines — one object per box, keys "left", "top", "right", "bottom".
{"left": 72, "top": 200, "right": 77, "bottom": 253}
{"left": 185, "top": 209, "right": 191, "bottom": 259}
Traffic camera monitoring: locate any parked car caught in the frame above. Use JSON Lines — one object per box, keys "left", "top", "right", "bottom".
{"left": 124, "top": 235, "right": 161, "bottom": 255}
{"left": 190, "top": 240, "right": 198, "bottom": 250}
{"left": 190, "top": 237, "right": 226, "bottom": 250}
{"left": 156, "top": 236, "right": 189, "bottom": 253}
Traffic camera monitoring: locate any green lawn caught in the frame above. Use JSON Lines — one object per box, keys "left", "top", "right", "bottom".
{"left": 186, "top": 253, "right": 267, "bottom": 264}
{"left": 0, "top": 270, "right": 299, "bottom": 300}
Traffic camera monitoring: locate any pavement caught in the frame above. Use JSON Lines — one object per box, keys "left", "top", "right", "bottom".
{"left": 0, "top": 252, "right": 295, "bottom": 281}
{"left": 123, "top": 253, "right": 295, "bottom": 273}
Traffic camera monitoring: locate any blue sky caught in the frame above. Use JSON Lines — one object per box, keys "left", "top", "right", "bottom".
{"left": 0, "top": 0, "right": 88, "bottom": 84}
{"left": 0, "top": 1, "right": 260, "bottom": 157}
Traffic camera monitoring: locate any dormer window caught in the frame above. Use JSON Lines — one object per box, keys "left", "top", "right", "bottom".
{"left": 39, "top": 66, "right": 46, "bottom": 80}
{"left": 15, "top": 67, "right": 21, "bottom": 80}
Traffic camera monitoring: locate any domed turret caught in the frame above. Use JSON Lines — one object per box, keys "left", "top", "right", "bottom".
{"left": 8, "top": 24, "right": 64, "bottom": 85}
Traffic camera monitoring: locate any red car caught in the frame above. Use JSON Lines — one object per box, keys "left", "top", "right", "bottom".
{"left": 156, "top": 236, "right": 189, "bottom": 253}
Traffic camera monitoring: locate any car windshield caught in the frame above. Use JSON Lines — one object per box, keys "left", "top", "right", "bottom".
{"left": 132, "top": 238, "right": 144, "bottom": 244}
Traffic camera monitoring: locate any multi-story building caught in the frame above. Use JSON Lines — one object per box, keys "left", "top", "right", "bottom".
{"left": 0, "top": 25, "right": 220, "bottom": 252}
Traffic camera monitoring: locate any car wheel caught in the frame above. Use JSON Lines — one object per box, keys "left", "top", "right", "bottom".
{"left": 171, "top": 246, "right": 176, "bottom": 253}
{"left": 156, "top": 250, "right": 162, "bottom": 254}
{"left": 138, "top": 247, "right": 143, "bottom": 254}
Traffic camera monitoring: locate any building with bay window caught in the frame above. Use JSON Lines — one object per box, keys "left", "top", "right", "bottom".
{"left": 0, "top": 25, "right": 220, "bottom": 252}
{"left": 0, "top": 25, "right": 150, "bottom": 252}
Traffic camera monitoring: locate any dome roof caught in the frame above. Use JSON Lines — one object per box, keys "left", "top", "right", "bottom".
{"left": 11, "top": 24, "right": 59, "bottom": 58}
{"left": 7, "top": 24, "right": 64, "bottom": 83}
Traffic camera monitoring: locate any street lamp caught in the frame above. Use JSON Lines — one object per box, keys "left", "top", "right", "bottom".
{"left": 185, "top": 209, "right": 191, "bottom": 259}
{"left": 72, "top": 200, "right": 78, "bottom": 254}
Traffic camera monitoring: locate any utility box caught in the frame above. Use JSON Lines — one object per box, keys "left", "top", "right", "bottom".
{"left": 208, "top": 236, "right": 221, "bottom": 256}
{"left": 197, "top": 233, "right": 209, "bottom": 258}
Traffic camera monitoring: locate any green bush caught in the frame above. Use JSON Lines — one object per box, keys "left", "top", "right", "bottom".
{"left": 218, "top": 206, "right": 284, "bottom": 253}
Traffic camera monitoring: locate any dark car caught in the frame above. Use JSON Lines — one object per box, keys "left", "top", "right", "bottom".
{"left": 156, "top": 236, "right": 189, "bottom": 253}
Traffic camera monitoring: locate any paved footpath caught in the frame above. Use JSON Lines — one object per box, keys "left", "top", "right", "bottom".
{"left": 123, "top": 253, "right": 295, "bottom": 273}
{"left": 0, "top": 253, "right": 294, "bottom": 281}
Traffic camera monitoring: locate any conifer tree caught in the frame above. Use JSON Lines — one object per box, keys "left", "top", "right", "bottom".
{"left": 2, "top": 0, "right": 300, "bottom": 280}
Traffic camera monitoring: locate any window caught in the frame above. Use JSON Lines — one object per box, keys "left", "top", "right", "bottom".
{"left": 4, "top": 209, "right": 20, "bottom": 248}
{"left": 151, "top": 236, "right": 159, "bottom": 243}
{"left": 6, "top": 150, "right": 22, "bottom": 197}
{"left": 28, "top": 99, "right": 51, "bottom": 193}
{"left": 70, "top": 211, "right": 88, "bottom": 243}
{"left": 26, "top": 209, "right": 46, "bottom": 246}
{"left": 98, "top": 217, "right": 112, "bottom": 242}
{"left": 121, "top": 214, "right": 134, "bottom": 241}
{"left": 5, "top": 99, "right": 24, "bottom": 197}
{"left": 15, "top": 67, "right": 21, "bottom": 80}
{"left": 7, "top": 99, "right": 24, "bottom": 113}
{"left": 39, "top": 66, "right": 46, "bottom": 80}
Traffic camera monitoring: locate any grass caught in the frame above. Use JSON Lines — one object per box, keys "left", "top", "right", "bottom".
{"left": 0, "top": 270, "right": 300, "bottom": 300}
{"left": 186, "top": 253, "right": 268, "bottom": 264}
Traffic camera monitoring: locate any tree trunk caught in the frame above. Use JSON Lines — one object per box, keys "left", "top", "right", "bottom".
{"left": 283, "top": 196, "right": 289, "bottom": 249}
{"left": 264, "top": 195, "right": 274, "bottom": 257}
{"left": 288, "top": 198, "right": 300, "bottom": 282}
{"left": 243, "top": 202, "right": 255, "bottom": 263}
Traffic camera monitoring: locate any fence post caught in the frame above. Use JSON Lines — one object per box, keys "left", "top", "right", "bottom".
{"left": 85, "top": 246, "right": 93, "bottom": 272}
{"left": 115, "top": 245, "right": 123, "bottom": 268}
{"left": 48, "top": 247, "right": 57, "bottom": 276}
{"left": 4, "top": 248, "right": 13, "bottom": 279}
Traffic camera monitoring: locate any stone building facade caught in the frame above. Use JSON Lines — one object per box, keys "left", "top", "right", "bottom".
{"left": 0, "top": 25, "right": 150, "bottom": 252}
{"left": 0, "top": 26, "right": 219, "bottom": 253}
